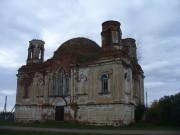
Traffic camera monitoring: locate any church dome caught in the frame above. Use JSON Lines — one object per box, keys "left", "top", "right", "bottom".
{"left": 54, "top": 37, "right": 101, "bottom": 59}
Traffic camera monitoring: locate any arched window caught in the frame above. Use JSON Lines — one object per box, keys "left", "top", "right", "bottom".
{"left": 101, "top": 74, "right": 108, "bottom": 93}
{"left": 23, "top": 83, "right": 29, "bottom": 98}
{"left": 79, "top": 75, "right": 87, "bottom": 83}
{"left": 58, "top": 69, "right": 64, "bottom": 96}
{"left": 64, "top": 74, "right": 69, "bottom": 96}
{"left": 28, "top": 45, "right": 34, "bottom": 59}
{"left": 57, "top": 69, "right": 70, "bottom": 97}
{"left": 38, "top": 80, "right": 44, "bottom": 85}
{"left": 37, "top": 80, "right": 44, "bottom": 96}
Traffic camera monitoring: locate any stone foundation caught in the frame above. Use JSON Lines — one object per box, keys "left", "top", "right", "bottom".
{"left": 15, "top": 103, "right": 135, "bottom": 126}
{"left": 76, "top": 103, "right": 135, "bottom": 126}
{"left": 14, "top": 105, "right": 55, "bottom": 122}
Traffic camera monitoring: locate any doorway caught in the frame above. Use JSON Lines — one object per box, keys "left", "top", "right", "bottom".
{"left": 55, "top": 106, "right": 64, "bottom": 121}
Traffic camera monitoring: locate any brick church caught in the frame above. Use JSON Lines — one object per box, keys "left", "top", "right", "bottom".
{"left": 15, "top": 20, "right": 144, "bottom": 126}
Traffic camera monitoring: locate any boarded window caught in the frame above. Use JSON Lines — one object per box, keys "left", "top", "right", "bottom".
{"left": 24, "top": 83, "right": 29, "bottom": 98}
{"left": 112, "top": 31, "right": 119, "bottom": 43}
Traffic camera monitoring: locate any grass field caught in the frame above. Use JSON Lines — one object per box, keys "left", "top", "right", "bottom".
{"left": 0, "top": 120, "right": 180, "bottom": 131}
{"left": 0, "top": 129, "right": 115, "bottom": 135}
{"left": 1, "top": 121, "right": 180, "bottom": 135}
{"left": 0, "top": 129, "right": 93, "bottom": 135}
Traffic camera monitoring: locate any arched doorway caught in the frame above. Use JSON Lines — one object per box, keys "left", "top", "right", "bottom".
{"left": 51, "top": 97, "right": 67, "bottom": 121}
{"left": 55, "top": 106, "right": 64, "bottom": 121}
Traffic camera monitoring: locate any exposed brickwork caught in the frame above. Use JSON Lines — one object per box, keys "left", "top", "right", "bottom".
{"left": 15, "top": 20, "right": 144, "bottom": 126}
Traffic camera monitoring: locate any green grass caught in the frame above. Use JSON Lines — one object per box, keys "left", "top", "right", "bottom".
{"left": 0, "top": 120, "right": 180, "bottom": 131}
{"left": 0, "top": 129, "right": 94, "bottom": 135}
{"left": 0, "top": 129, "right": 128, "bottom": 135}
{"left": 0, "top": 121, "right": 180, "bottom": 135}
{"left": 122, "top": 122, "right": 180, "bottom": 131}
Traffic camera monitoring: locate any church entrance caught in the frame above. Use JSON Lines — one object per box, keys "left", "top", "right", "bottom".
{"left": 55, "top": 106, "right": 64, "bottom": 121}
{"left": 51, "top": 97, "right": 67, "bottom": 121}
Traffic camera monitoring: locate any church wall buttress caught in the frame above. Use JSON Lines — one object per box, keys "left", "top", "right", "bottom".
{"left": 70, "top": 67, "right": 78, "bottom": 103}
{"left": 119, "top": 65, "right": 124, "bottom": 103}
{"left": 30, "top": 78, "right": 36, "bottom": 104}
{"left": 87, "top": 68, "right": 92, "bottom": 102}
{"left": 44, "top": 72, "right": 50, "bottom": 104}
{"left": 16, "top": 78, "right": 21, "bottom": 104}
{"left": 16, "top": 84, "right": 23, "bottom": 104}
{"left": 139, "top": 75, "right": 144, "bottom": 104}
{"left": 129, "top": 70, "right": 134, "bottom": 102}
{"left": 113, "top": 64, "right": 120, "bottom": 102}
{"left": 70, "top": 68, "right": 74, "bottom": 103}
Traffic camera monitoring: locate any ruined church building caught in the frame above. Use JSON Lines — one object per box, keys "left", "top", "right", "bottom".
{"left": 15, "top": 20, "right": 144, "bottom": 126}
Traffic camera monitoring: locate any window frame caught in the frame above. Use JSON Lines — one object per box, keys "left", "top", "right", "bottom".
{"left": 57, "top": 69, "right": 70, "bottom": 97}
{"left": 58, "top": 69, "right": 64, "bottom": 96}
{"left": 99, "top": 73, "right": 109, "bottom": 94}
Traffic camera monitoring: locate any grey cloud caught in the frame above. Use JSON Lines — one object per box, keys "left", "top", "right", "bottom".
{"left": 0, "top": 94, "right": 16, "bottom": 112}
{"left": 0, "top": 90, "right": 16, "bottom": 96}
{"left": 0, "top": 0, "right": 180, "bottom": 110}
{"left": 122, "top": 0, "right": 180, "bottom": 40}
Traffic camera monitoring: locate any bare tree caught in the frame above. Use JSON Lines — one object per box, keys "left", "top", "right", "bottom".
{"left": 136, "top": 40, "right": 143, "bottom": 62}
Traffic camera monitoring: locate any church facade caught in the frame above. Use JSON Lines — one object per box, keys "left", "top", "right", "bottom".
{"left": 15, "top": 20, "right": 144, "bottom": 126}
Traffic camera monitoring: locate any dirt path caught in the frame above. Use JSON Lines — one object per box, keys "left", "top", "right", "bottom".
{"left": 0, "top": 126, "right": 180, "bottom": 135}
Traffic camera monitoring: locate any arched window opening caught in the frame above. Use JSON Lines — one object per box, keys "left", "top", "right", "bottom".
{"left": 38, "top": 80, "right": 44, "bottom": 85}
{"left": 30, "top": 46, "right": 34, "bottom": 59}
{"left": 57, "top": 69, "right": 70, "bottom": 97}
{"left": 37, "top": 80, "right": 44, "bottom": 96}
{"left": 79, "top": 75, "right": 87, "bottom": 83}
{"left": 58, "top": 69, "right": 64, "bottom": 96}
{"left": 39, "top": 48, "right": 41, "bottom": 59}
{"left": 101, "top": 74, "right": 108, "bottom": 93}
{"left": 38, "top": 47, "right": 44, "bottom": 60}
{"left": 106, "top": 29, "right": 112, "bottom": 45}
{"left": 23, "top": 83, "right": 29, "bottom": 98}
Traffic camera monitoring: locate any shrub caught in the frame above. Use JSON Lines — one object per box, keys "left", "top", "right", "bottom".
{"left": 135, "top": 103, "right": 145, "bottom": 122}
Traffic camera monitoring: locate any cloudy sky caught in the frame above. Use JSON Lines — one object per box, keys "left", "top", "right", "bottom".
{"left": 0, "top": 0, "right": 180, "bottom": 111}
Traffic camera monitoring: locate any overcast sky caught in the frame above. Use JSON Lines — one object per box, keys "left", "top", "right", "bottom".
{"left": 0, "top": 0, "right": 180, "bottom": 111}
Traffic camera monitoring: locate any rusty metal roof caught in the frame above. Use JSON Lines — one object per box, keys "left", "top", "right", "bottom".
{"left": 53, "top": 37, "right": 100, "bottom": 59}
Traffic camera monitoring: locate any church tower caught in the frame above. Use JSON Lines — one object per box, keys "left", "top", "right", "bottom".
{"left": 101, "top": 20, "right": 122, "bottom": 51}
{"left": 27, "top": 39, "right": 45, "bottom": 64}
{"left": 122, "top": 38, "right": 137, "bottom": 60}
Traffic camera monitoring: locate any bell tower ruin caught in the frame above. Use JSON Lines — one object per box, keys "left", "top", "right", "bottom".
{"left": 27, "top": 39, "right": 45, "bottom": 64}
{"left": 101, "top": 20, "right": 122, "bottom": 51}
